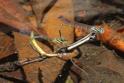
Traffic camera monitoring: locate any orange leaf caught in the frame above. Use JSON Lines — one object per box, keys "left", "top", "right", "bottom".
{"left": 97, "top": 24, "right": 124, "bottom": 52}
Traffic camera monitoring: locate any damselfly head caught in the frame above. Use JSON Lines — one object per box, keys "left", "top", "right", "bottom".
{"left": 91, "top": 26, "right": 104, "bottom": 34}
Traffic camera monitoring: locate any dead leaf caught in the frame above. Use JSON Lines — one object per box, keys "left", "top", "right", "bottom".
{"left": 31, "top": 0, "right": 56, "bottom": 25}
{"left": 0, "top": 0, "right": 39, "bottom": 34}
{"left": 0, "top": 32, "right": 16, "bottom": 59}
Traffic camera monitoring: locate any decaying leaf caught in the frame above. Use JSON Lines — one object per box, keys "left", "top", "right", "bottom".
{"left": 73, "top": 0, "right": 123, "bottom": 22}
{"left": 97, "top": 24, "right": 124, "bottom": 52}
{"left": 0, "top": 32, "right": 16, "bottom": 59}
{"left": 0, "top": 0, "right": 39, "bottom": 35}
{"left": 0, "top": 0, "right": 27, "bottom": 22}
{"left": 31, "top": 0, "right": 56, "bottom": 25}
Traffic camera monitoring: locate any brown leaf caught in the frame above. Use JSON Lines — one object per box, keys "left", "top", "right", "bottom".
{"left": 0, "top": 0, "right": 27, "bottom": 22}
{"left": 31, "top": 0, "right": 56, "bottom": 24}
{"left": 0, "top": 32, "right": 16, "bottom": 59}
{"left": 0, "top": 0, "right": 39, "bottom": 34}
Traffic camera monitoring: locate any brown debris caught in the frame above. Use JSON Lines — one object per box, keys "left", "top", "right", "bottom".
{"left": 73, "top": 0, "right": 123, "bottom": 22}
{"left": 70, "top": 44, "right": 124, "bottom": 83}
